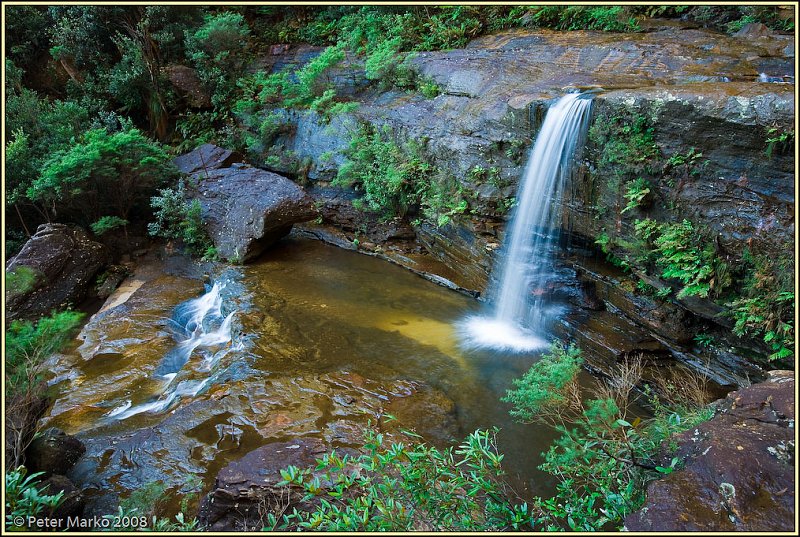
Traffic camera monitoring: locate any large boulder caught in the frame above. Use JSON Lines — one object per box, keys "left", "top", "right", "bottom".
{"left": 6, "top": 223, "right": 109, "bottom": 323}
{"left": 174, "top": 145, "right": 317, "bottom": 262}
{"left": 198, "top": 438, "right": 330, "bottom": 531}
{"left": 624, "top": 370, "right": 795, "bottom": 532}
{"left": 173, "top": 143, "right": 242, "bottom": 176}
{"left": 25, "top": 427, "right": 86, "bottom": 477}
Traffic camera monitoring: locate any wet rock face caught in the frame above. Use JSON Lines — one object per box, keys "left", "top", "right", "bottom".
{"left": 415, "top": 221, "right": 498, "bottom": 293}
{"left": 174, "top": 145, "right": 318, "bottom": 262}
{"left": 625, "top": 370, "right": 795, "bottom": 532}
{"left": 570, "top": 86, "right": 795, "bottom": 265}
{"left": 25, "top": 428, "right": 86, "bottom": 477}
{"left": 6, "top": 223, "right": 109, "bottom": 323}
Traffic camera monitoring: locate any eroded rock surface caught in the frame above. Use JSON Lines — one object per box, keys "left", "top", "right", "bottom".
{"left": 625, "top": 370, "right": 795, "bottom": 532}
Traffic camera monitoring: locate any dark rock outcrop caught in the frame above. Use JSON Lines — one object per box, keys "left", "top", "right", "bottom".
{"left": 625, "top": 370, "right": 795, "bottom": 532}
{"left": 25, "top": 428, "right": 86, "bottom": 477}
{"left": 6, "top": 223, "right": 109, "bottom": 323}
{"left": 174, "top": 145, "right": 317, "bottom": 262}
{"left": 264, "top": 26, "right": 793, "bottom": 292}
{"left": 94, "top": 265, "right": 130, "bottom": 300}
{"left": 198, "top": 438, "right": 330, "bottom": 531}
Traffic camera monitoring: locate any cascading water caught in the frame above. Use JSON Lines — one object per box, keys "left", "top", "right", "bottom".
{"left": 107, "top": 280, "right": 238, "bottom": 420}
{"left": 460, "top": 92, "right": 594, "bottom": 351}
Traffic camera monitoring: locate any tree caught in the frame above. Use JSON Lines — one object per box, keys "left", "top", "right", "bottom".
{"left": 184, "top": 11, "right": 251, "bottom": 108}
{"left": 28, "top": 126, "right": 175, "bottom": 226}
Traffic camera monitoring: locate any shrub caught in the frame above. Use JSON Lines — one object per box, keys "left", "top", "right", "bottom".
{"left": 364, "top": 38, "right": 416, "bottom": 90}
{"left": 621, "top": 177, "right": 651, "bottom": 214}
{"left": 334, "top": 124, "right": 432, "bottom": 218}
{"left": 5, "top": 310, "right": 85, "bottom": 397}
{"left": 5, "top": 310, "right": 85, "bottom": 468}
{"left": 650, "top": 220, "right": 717, "bottom": 299}
{"left": 765, "top": 126, "right": 794, "bottom": 158}
{"left": 90, "top": 215, "right": 129, "bottom": 236}
{"left": 503, "top": 342, "right": 712, "bottom": 530}
{"left": 5, "top": 467, "right": 64, "bottom": 530}
{"left": 148, "top": 180, "right": 214, "bottom": 257}
{"left": 589, "top": 112, "right": 660, "bottom": 181}
{"left": 727, "top": 250, "right": 794, "bottom": 362}
{"left": 174, "top": 110, "right": 223, "bottom": 153}
{"left": 239, "top": 44, "right": 346, "bottom": 114}
{"left": 335, "top": 123, "right": 470, "bottom": 224}
{"left": 526, "top": 6, "right": 640, "bottom": 32}
{"left": 501, "top": 341, "right": 583, "bottom": 422}
{"left": 185, "top": 11, "right": 251, "bottom": 108}
{"left": 29, "top": 126, "right": 174, "bottom": 225}
{"left": 266, "top": 427, "right": 533, "bottom": 531}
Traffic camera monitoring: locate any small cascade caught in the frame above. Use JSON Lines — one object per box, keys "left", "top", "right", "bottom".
{"left": 107, "top": 280, "right": 239, "bottom": 421}
{"left": 460, "top": 93, "right": 594, "bottom": 351}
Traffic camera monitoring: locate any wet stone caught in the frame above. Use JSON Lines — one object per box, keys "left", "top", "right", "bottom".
{"left": 625, "top": 372, "right": 795, "bottom": 532}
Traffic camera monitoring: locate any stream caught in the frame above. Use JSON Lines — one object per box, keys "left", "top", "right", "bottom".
{"left": 42, "top": 237, "right": 608, "bottom": 515}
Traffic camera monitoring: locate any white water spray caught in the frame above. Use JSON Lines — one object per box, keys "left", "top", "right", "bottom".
{"left": 108, "top": 281, "right": 237, "bottom": 420}
{"left": 461, "top": 93, "right": 594, "bottom": 352}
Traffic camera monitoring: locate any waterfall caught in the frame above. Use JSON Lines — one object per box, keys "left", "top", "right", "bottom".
{"left": 107, "top": 280, "right": 238, "bottom": 421}
{"left": 460, "top": 93, "right": 593, "bottom": 351}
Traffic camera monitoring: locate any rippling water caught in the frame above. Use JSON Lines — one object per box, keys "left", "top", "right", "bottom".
{"left": 43, "top": 238, "right": 602, "bottom": 514}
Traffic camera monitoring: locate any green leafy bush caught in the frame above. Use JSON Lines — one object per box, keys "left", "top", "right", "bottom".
{"left": 29, "top": 126, "right": 173, "bottom": 225}
{"left": 185, "top": 11, "right": 251, "bottom": 108}
{"left": 650, "top": 220, "right": 717, "bottom": 298}
{"left": 621, "top": 177, "right": 651, "bottom": 214}
{"left": 5, "top": 89, "right": 92, "bottom": 225}
{"left": 765, "top": 126, "right": 794, "bottom": 158}
{"left": 5, "top": 467, "right": 64, "bottom": 530}
{"left": 589, "top": 112, "right": 661, "bottom": 181}
{"left": 334, "top": 124, "right": 432, "bottom": 218}
{"left": 5, "top": 310, "right": 85, "bottom": 397}
{"left": 526, "top": 6, "right": 640, "bottom": 32}
{"left": 237, "top": 44, "right": 346, "bottom": 115}
{"left": 503, "top": 341, "right": 713, "bottom": 530}
{"left": 334, "top": 124, "right": 469, "bottom": 224}
{"left": 90, "top": 215, "right": 129, "bottom": 236}
{"left": 266, "top": 427, "right": 533, "bottom": 531}
{"left": 727, "top": 251, "right": 794, "bottom": 361}
{"left": 174, "top": 110, "right": 223, "bottom": 153}
{"left": 501, "top": 341, "right": 583, "bottom": 422}
{"left": 148, "top": 180, "right": 214, "bottom": 257}
{"left": 594, "top": 231, "right": 631, "bottom": 271}
{"left": 633, "top": 218, "right": 728, "bottom": 299}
